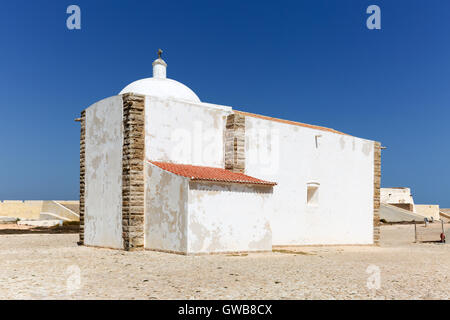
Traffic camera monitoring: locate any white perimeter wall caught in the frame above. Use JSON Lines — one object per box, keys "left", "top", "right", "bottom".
{"left": 144, "top": 162, "right": 189, "bottom": 253}
{"left": 145, "top": 96, "right": 231, "bottom": 167}
{"left": 245, "top": 117, "right": 375, "bottom": 245}
{"left": 187, "top": 181, "right": 273, "bottom": 254}
{"left": 84, "top": 96, "right": 124, "bottom": 249}
{"left": 415, "top": 205, "right": 440, "bottom": 221}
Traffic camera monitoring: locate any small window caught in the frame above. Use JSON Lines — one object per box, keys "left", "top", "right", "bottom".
{"left": 307, "top": 182, "right": 320, "bottom": 206}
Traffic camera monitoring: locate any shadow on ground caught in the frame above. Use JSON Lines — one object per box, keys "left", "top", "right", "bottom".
{"left": 0, "top": 223, "right": 79, "bottom": 235}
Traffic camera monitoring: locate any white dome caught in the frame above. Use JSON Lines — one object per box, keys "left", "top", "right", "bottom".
{"left": 119, "top": 52, "right": 201, "bottom": 103}
{"left": 119, "top": 77, "right": 200, "bottom": 103}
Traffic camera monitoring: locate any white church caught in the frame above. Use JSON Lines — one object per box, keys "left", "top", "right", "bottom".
{"left": 78, "top": 50, "right": 381, "bottom": 254}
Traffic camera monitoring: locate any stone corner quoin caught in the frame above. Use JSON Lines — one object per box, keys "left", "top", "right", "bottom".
{"left": 373, "top": 141, "right": 382, "bottom": 245}
{"left": 121, "top": 93, "right": 146, "bottom": 251}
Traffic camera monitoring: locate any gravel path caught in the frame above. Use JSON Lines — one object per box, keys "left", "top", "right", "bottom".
{"left": 0, "top": 224, "right": 448, "bottom": 299}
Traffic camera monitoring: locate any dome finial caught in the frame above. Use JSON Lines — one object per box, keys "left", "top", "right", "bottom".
{"left": 152, "top": 49, "right": 167, "bottom": 79}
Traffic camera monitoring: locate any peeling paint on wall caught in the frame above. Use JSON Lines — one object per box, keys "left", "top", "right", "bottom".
{"left": 144, "top": 161, "right": 273, "bottom": 254}
{"left": 187, "top": 181, "right": 273, "bottom": 254}
{"left": 144, "top": 162, "right": 189, "bottom": 253}
{"left": 84, "top": 96, "right": 124, "bottom": 249}
{"left": 362, "top": 142, "right": 373, "bottom": 156}
{"left": 83, "top": 91, "right": 376, "bottom": 252}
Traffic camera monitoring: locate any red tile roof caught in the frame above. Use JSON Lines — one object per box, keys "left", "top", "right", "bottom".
{"left": 149, "top": 161, "right": 277, "bottom": 186}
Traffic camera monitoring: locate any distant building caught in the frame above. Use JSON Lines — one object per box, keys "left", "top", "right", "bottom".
{"left": 381, "top": 187, "right": 441, "bottom": 221}
{"left": 78, "top": 51, "right": 382, "bottom": 254}
{"left": 381, "top": 188, "right": 415, "bottom": 211}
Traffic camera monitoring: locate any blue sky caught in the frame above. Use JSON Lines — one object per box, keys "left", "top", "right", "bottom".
{"left": 0, "top": 0, "right": 448, "bottom": 206}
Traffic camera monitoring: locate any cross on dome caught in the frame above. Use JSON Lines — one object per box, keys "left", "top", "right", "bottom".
{"left": 119, "top": 49, "right": 201, "bottom": 103}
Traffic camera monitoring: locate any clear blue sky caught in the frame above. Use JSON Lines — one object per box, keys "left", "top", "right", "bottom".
{"left": 0, "top": 0, "right": 448, "bottom": 207}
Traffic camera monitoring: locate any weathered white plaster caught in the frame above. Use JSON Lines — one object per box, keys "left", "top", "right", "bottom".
{"left": 84, "top": 96, "right": 124, "bottom": 249}
{"left": 144, "top": 163, "right": 272, "bottom": 254}
{"left": 145, "top": 96, "right": 232, "bottom": 167}
{"left": 245, "top": 117, "right": 375, "bottom": 245}
{"left": 381, "top": 188, "right": 415, "bottom": 206}
{"left": 144, "top": 162, "right": 189, "bottom": 253}
{"left": 187, "top": 181, "right": 273, "bottom": 254}
{"left": 152, "top": 57, "right": 167, "bottom": 79}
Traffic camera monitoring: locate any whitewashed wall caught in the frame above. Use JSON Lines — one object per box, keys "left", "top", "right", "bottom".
{"left": 145, "top": 96, "right": 232, "bottom": 167}
{"left": 144, "top": 162, "right": 189, "bottom": 253}
{"left": 381, "top": 188, "right": 414, "bottom": 205}
{"left": 84, "top": 96, "right": 124, "bottom": 249}
{"left": 245, "top": 117, "right": 375, "bottom": 245}
{"left": 187, "top": 181, "right": 273, "bottom": 254}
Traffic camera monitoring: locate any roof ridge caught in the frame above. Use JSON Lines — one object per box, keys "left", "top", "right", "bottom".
{"left": 234, "top": 110, "right": 348, "bottom": 136}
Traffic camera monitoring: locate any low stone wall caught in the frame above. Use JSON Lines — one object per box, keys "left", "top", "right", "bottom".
{"left": 0, "top": 201, "right": 43, "bottom": 219}
{"left": 0, "top": 201, "right": 79, "bottom": 221}
{"left": 415, "top": 205, "right": 440, "bottom": 221}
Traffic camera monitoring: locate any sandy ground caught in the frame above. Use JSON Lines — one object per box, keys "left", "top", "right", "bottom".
{"left": 0, "top": 224, "right": 448, "bottom": 300}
